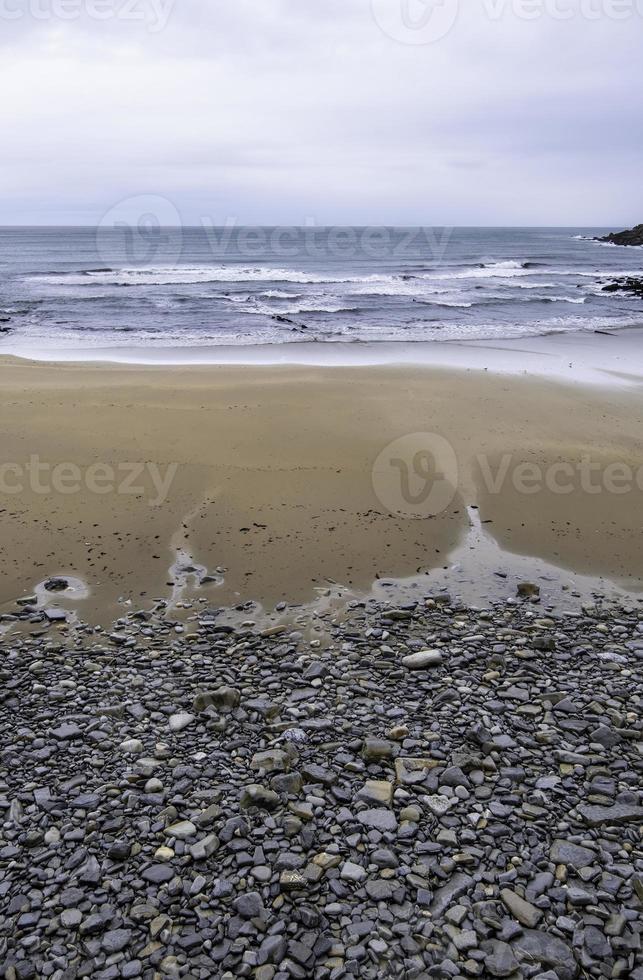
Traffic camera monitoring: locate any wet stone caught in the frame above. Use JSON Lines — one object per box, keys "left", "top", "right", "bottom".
{"left": 1, "top": 586, "right": 641, "bottom": 980}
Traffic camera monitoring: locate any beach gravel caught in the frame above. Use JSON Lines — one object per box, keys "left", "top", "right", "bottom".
{"left": 0, "top": 590, "right": 641, "bottom": 978}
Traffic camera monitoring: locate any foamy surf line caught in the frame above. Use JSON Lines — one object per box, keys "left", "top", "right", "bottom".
{"left": 4, "top": 327, "right": 643, "bottom": 388}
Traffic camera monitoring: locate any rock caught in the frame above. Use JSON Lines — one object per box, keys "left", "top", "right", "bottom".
{"left": 511, "top": 929, "right": 578, "bottom": 979}
{"left": 357, "top": 808, "right": 398, "bottom": 832}
{"left": 371, "top": 848, "right": 399, "bottom": 869}
{"left": 517, "top": 582, "right": 540, "bottom": 598}
{"left": 79, "top": 913, "right": 106, "bottom": 936}
{"left": 168, "top": 712, "right": 195, "bottom": 732}
{"left": 394, "top": 757, "right": 439, "bottom": 784}
{"left": 251, "top": 749, "right": 293, "bottom": 773}
{"left": 142, "top": 864, "right": 174, "bottom": 884}
{"left": 500, "top": 888, "right": 543, "bottom": 927}
{"left": 430, "top": 873, "right": 473, "bottom": 917}
{"left": 482, "top": 940, "right": 520, "bottom": 977}
{"left": 596, "top": 223, "right": 643, "bottom": 246}
{"left": 165, "top": 820, "right": 197, "bottom": 839}
{"left": 549, "top": 840, "right": 595, "bottom": 867}
{"left": 362, "top": 737, "right": 397, "bottom": 761}
{"left": 340, "top": 861, "right": 367, "bottom": 882}
{"left": 584, "top": 925, "right": 611, "bottom": 959}
{"left": 107, "top": 840, "right": 131, "bottom": 862}
{"left": 119, "top": 738, "right": 144, "bottom": 754}
{"left": 44, "top": 607, "right": 67, "bottom": 622}
{"left": 233, "top": 891, "right": 265, "bottom": 919}
{"left": 279, "top": 870, "right": 307, "bottom": 891}
{"left": 2, "top": 571, "right": 642, "bottom": 980}
{"left": 402, "top": 650, "right": 443, "bottom": 670}
{"left": 102, "top": 929, "right": 132, "bottom": 954}
{"left": 51, "top": 722, "right": 82, "bottom": 741}
{"left": 283, "top": 728, "right": 308, "bottom": 745}
{"left": 60, "top": 909, "right": 82, "bottom": 928}
{"left": 602, "top": 276, "right": 643, "bottom": 298}
{"left": 44, "top": 577, "right": 69, "bottom": 592}
{"left": 193, "top": 686, "right": 240, "bottom": 712}
{"left": 424, "top": 794, "right": 455, "bottom": 817}
{"left": 271, "top": 772, "right": 302, "bottom": 795}
{"left": 301, "top": 762, "right": 333, "bottom": 785}
{"left": 240, "top": 785, "right": 280, "bottom": 811}
{"left": 189, "top": 834, "right": 219, "bottom": 860}
{"left": 577, "top": 803, "right": 643, "bottom": 826}
{"left": 365, "top": 879, "right": 396, "bottom": 900}
{"left": 357, "top": 780, "right": 393, "bottom": 806}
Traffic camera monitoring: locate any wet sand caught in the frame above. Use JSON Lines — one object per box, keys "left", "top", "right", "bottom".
{"left": 0, "top": 357, "right": 642, "bottom": 624}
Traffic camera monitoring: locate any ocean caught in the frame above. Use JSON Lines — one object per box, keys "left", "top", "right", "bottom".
{"left": 0, "top": 226, "right": 642, "bottom": 352}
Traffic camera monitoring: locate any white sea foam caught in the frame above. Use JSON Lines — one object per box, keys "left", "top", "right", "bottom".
{"left": 30, "top": 260, "right": 635, "bottom": 293}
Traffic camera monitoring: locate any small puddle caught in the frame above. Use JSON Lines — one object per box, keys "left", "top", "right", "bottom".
{"left": 34, "top": 575, "right": 90, "bottom": 606}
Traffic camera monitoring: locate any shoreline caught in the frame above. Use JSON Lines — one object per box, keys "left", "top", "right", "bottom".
{"left": 1, "top": 331, "right": 642, "bottom": 980}
{"left": 2, "top": 324, "right": 643, "bottom": 387}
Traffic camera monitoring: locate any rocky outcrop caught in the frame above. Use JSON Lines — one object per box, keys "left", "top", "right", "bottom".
{"left": 596, "top": 223, "right": 643, "bottom": 246}
{"left": 602, "top": 277, "right": 643, "bottom": 298}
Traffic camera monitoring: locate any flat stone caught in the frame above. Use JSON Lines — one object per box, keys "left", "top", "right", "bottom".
{"left": 577, "top": 803, "right": 643, "bottom": 827}
{"left": 430, "top": 873, "right": 473, "bottom": 917}
{"left": 233, "top": 891, "right": 265, "bottom": 919}
{"left": 424, "top": 794, "right": 455, "bottom": 817}
{"left": 482, "top": 939, "right": 520, "bottom": 977}
{"left": 119, "top": 739, "right": 144, "bottom": 755}
{"left": 402, "top": 650, "right": 444, "bottom": 670}
{"left": 168, "top": 712, "right": 195, "bottom": 732}
{"left": 501, "top": 888, "right": 542, "bottom": 927}
{"left": 511, "top": 929, "right": 578, "bottom": 979}
{"left": 358, "top": 780, "right": 394, "bottom": 806}
{"left": 550, "top": 840, "right": 596, "bottom": 867}
{"left": 340, "top": 861, "right": 367, "bottom": 882}
{"left": 51, "top": 723, "right": 82, "bottom": 740}
{"left": 193, "top": 687, "right": 240, "bottom": 712}
{"left": 102, "top": 929, "right": 132, "bottom": 954}
{"left": 142, "top": 865, "right": 174, "bottom": 884}
{"left": 251, "top": 749, "right": 293, "bottom": 773}
{"left": 240, "top": 784, "right": 280, "bottom": 811}
{"left": 165, "top": 820, "right": 197, "bottom": 840}
{"left": 357, "top": 808, "right": 398, "bottom": 832}
{"left": 189, "top": 834, "right": 220, "bottom": 860}
{"left": 362, "top": 738, "right": 397, "bottom": 761}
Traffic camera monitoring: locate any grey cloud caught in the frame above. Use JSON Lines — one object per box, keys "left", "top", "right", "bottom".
{"left": 0, "top": 0, "right": 641, "bottom": 224}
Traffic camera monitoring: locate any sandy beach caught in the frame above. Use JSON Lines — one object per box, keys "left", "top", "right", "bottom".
{"left": 1, "top": 341, "right": 642, "bottom": 627}
{"left": 5, "top": 1, "right": 643, "bottom": 973}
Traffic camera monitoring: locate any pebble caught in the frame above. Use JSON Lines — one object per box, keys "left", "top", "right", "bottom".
{"left": 0, "top": 587, "right": 641, "bottom": 979}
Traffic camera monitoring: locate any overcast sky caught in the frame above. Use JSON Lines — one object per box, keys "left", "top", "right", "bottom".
{"left": 1, "top": 0, "right": 642, "bottom": 225}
